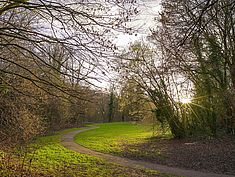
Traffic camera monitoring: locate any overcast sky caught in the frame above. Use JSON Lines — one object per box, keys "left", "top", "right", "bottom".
{"left": 94, "top": 0, "right": 162, "bottom": 89}
{"left": 113, "top": 0, "right": 161, "bottom": 48}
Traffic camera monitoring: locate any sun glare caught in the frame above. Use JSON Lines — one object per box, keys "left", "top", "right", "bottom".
{"left": 180, "top": 97, "right": 192, "bottom": 104}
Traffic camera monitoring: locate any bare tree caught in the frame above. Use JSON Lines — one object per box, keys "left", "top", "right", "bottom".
{"left": 0, "top": 0, "right": 138, "bottom": 98}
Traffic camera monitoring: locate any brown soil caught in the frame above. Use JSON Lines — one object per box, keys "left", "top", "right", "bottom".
{"left": 120, "top": 136, "right": 235, "bottom": 175}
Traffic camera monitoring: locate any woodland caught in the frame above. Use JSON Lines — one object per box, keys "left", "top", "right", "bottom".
{"left": 0, "top": 0, "right": 235, "bottom": 176}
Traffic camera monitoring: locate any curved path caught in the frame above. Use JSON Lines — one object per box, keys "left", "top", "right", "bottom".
{"left": 61, "top": 127, "right": 235, "bottom": 177}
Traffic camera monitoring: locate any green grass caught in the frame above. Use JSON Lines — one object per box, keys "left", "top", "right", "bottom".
{"left": 74, "top": 122, "right": 154, "bottom": 154}
{"left": 0, "top": 126, "right": 171, "bottom": 177}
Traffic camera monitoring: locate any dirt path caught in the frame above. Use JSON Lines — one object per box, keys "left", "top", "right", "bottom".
{"left": 61, "top": 127, "right": 235, "bottom": 177}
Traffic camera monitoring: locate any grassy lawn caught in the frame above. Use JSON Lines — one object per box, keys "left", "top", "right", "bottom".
{"left": 0, "top": 126, "right": 172, "bottom": 177}
{"left": 74, "top": 122, "right": 157, "bottom": 155}
{"left": 75, "top": 122, "right": 235, "bottom": 176}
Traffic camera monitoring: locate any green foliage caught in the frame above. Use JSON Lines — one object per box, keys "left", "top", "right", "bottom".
{"left": 107, "top": 89, "right": 115, "bottom": 122}
{"left": 157, "top": 0, "right": 235, "bottom": 136}
{"left": 131, "top": 43, "right": 142, "bottom": 52}
{"left": 119, "top": 79, "right": 152, "bottom": 121}
{"left": 153, "top": 108, "right": 168, "bottom": 126}
{"left": 0, "top": 83, "right": 9, "bottom": 94}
